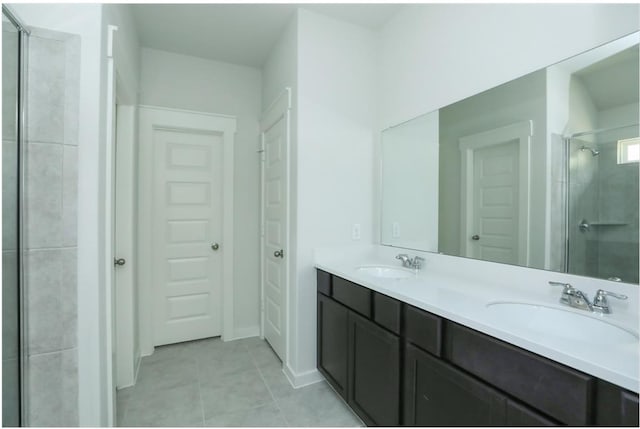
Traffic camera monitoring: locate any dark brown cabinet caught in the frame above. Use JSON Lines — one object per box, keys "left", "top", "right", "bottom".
{"left": 316, "top": 269, "right": 639, "bottom": 427}
{"left": 506, "top": 400, "right": 558, "bottom": 426}
{"left": 404, "top": 342, "right": 506, "bottom": 426}
{"left": 348, "top": 311, "right": 401, "bottom": 426}
{"left": 317, "top": 270, "right": 401, "bottom": 426}
{"left": 317, "top": 293, "right": 349, "bottom": 399}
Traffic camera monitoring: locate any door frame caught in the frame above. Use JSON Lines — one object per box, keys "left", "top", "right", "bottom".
{"left": 137, "top": 105, "right": 236, "bottom": 356}
{"left": 458, "top": 120, "right": 532, "bottom": 266}
{"left": 259, "top": 88, "right": 291, "bottom": 359}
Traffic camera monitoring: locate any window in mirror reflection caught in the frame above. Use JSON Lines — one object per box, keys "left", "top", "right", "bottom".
{"left": 618, "top": 137, "right": 640, "bottom": 164}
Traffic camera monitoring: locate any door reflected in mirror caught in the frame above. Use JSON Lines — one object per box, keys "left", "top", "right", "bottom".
{"left": 380, "top": 31, "right": 639, "bottom": 284}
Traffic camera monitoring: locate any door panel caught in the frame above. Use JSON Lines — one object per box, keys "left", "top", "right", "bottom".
{"left": 262, "top": 116, "right": 287, "bottom": 360}
{"left": 153, "top": 128, "right": 223, "bottom": 346}
{"left": 472, "top": 140, "right": 519, "bottom": 264}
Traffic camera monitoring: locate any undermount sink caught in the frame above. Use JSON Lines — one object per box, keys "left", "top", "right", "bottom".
{"left": 486, "top": 302, "right": 639, "bottom": 345}
{"left": 356, "top": 265, "right": 415, "bottom": 279}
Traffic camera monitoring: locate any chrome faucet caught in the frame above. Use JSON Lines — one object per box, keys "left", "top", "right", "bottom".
{"left": 592, "top": 289, "right": 628, "bottom": 314}
{"left": 396, "top": 254, "right": 425, "bottom": 270}
{"left": 549, "top": 282, "right": 627, "bottom": 313}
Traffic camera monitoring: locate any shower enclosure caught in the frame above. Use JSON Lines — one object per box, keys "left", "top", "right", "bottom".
{"left": 2, "top": 5, "right": 27, "bottom": 427}
{"left": 566, "top": 124, "right": 640, "bottom": 283}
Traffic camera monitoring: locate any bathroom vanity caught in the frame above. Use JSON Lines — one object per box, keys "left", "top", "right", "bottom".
{"left": 315, "top": 246, "right": 639, "bottom": 427}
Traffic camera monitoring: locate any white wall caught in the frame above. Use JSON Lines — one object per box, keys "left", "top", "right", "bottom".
{"left": 379, "top": 3, "right": 640, "bottom": 129}
{"left": 292, "top": 8, "right": 377, "bottom": 379}
{"left": 139, "top": 48, "right": 262, "bottom": 337}
{"left": 380, "top": 111, "right": 439, "bottom": 251}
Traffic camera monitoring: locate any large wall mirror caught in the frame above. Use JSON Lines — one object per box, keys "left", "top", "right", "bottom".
{"left": 380, "top": 31, "right": 639, "bottom": 284}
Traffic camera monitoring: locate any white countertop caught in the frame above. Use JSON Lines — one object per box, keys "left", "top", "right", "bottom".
{"left": 314, "top": 245, "right": 640, "bottom": 393}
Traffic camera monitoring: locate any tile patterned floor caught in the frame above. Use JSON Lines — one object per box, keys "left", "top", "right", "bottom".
{"left": 116, "top": 337, "right": 363, "bottom": 427}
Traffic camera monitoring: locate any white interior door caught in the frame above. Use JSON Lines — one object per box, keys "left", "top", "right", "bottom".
{"left": 153, "top": 128, "right": 224, "bottom": 346}
{"left": 459, "top": 120, "right": 532, "bottom": 266}
{"left": 260, "top": 89, "right": 291, "bottom": 362}
{"left": 262, "top": 115, "right": 287, "bottom": 360}
{"left": 471, "top": 141, "right": 519, "bottom": 264}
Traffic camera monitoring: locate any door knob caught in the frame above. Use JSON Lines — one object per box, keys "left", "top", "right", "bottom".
{"left": 274, "top": 249, "right": 284, "bottom": 258}
{"left": 114, "top": 258, "right": 126, "bottom": 266}
{"left": 211, "top": 243, "right": 220, "bottom": 251}
{"left": 471, "top": 235, "right": 480, "bottom": 241}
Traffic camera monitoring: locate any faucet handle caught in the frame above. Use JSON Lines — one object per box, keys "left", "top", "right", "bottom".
{"left": 548, "top": 281, "right": 574, "bottom": 292}
{"left": 595, "top": 289, "right": 627, "bottom": 300}
{"left": 549, "top": 281, "right": 575, "bottom": 306}
{"left": 593, "top": 289, "right": 627, "bottom": 314}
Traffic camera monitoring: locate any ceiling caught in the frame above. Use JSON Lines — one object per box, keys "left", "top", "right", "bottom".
{"left": 130, "top": 4, "right": 402, "bottom": 68}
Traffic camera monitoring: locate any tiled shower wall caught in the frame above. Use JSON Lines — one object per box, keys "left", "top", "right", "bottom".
{"left": 25, "top": 28, "right": 79, "bottom": 426}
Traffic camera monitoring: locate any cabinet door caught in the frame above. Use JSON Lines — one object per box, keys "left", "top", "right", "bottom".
{"left": 317, "top": 293, "right": 349, "bottom": 399}
{"left": 348, "top": 311, "right": 401, "bottom": 426}
{"left": 506, "top": 400, "right": 558, "bottom": 426}
{"left": 621, "top": 391, "right": 639, "bottom": 427}
{"left": 404, "top": 343, "right": 506, "bottom": 426}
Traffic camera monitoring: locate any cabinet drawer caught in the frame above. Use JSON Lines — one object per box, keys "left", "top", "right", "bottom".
{"left": 317, "top": 269, "right": 332, "bottom": 296}
{"left": 444, "top": 321, "right": 594, "bottom": 425}
{"left": 405, "top": 305, "right": 442, "bottom": 356}
{"left": 332, "top": 276, "right": 372, "bottom": 318}
{"left": 374, "top": 292, "right": 401, "bottom": 335}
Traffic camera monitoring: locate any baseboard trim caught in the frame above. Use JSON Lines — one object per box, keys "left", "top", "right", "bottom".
{"left": 283, "top": 364, "right": 324, "bottom": 388}
{"left": 133, "top": 352, "right": 142, "bottom": 384}
{"left": 228, "top": 326, "right": 261, "bottom": 341}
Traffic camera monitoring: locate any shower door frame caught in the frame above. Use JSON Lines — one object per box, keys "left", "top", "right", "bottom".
{"left": 2, "top": 4, "right": 30, "bottom": 426}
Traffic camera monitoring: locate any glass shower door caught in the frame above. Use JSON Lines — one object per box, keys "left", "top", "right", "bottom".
{"left": 2, "top": 8, "right": 22, "bottom": 427}
{"left": 567, "top": 125, "right": 640, "bottom": 283}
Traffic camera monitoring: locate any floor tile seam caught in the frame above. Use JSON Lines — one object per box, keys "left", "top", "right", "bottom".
{"left": 254, "top": 356, "right": 291, "bottom": 427}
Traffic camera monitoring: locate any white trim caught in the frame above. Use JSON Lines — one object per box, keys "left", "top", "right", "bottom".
{"left": 103, "top": 24, "right": 118, "bottom": 428}
{"left": 138, "top": 104, "right": 236, "bottom": 120}
{"left": 233, "top": 326, "right": 261, "bottom": 340}
{"left": 459, "top": 120, "right": 532, "bottom": 266}
{"left": 137, "top": 106, "right": 237, "bottom": 354}
{"left": 283, "top": 364, "right": 324, "bottom": 389}
{"left": 259, "top": 88, "right": 291, "bottom": 361}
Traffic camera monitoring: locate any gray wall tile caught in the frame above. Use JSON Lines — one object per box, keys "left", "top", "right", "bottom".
{"left": 27, "top": 349, "right": 78, "bottom": 427}
{"left": 62, "top": 145, "right": 78, "bottom": 246}
{"left": 25, "top": 142, "right": 63, "bottom": 249}
{"left": 23, "top": 27, "right": 80, "bottom": 426}
{"left": 25, "top": 249, "right": 76, "bottom": 354}
{"left": 2, "top": 251, "right": 19, "bottom": 360}
{"left": 64, "top": 36, "right": 80, "bottom": 147}
{"left": 3, "top": 140, "right": 19, "bottom": 251}
{"left": 27, "top": 36, "right": 65, "bottom": 144}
